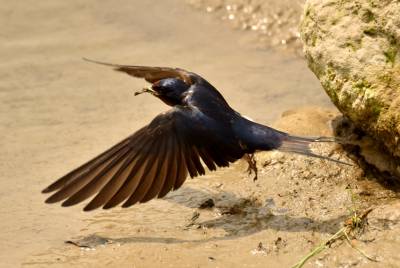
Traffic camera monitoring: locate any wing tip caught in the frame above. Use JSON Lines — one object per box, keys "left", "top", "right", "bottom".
{"left": 82, "top": 57, "right": 120, "bottom": 68}
{"left": 82, "top": 204, "right": 96, "bottom": 212}
{"left": 44, "top": 195, "right": 60, "bottom": 204}
{"left": 61, "top": 198, "right": 81, "bottom": 208}
{"left": 42, "top": 187, "right": 52, "bottom": 194}
{"left": 102, "top": 204, "right": 114, "bottom": 210}
{"left": 42, "top": 181, "right": 62, "bottom": 194}
{"left": 82, "top": 58, "right": 140, "bottom": 76}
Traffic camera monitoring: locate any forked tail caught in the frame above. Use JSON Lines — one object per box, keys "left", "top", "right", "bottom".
{"left": 278, "top": 135, "right": 352, "bottom": 166}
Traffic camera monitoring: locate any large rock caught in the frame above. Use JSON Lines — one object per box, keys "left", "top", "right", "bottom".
{"left": 300, "top": 0, "right": 400, "bottom": 161}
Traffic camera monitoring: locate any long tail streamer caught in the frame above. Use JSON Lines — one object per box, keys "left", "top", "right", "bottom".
{"left": 278, "top": 135, "right": 352, "bottom": 166}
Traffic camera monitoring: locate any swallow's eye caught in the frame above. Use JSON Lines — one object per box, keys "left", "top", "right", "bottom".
{"left": 152, "top": 78, "right": 189, "bottom": 99}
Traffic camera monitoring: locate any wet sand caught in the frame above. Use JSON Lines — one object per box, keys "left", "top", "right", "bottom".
{"left": 2, "top": 1, "right": 400, "bottom": 267}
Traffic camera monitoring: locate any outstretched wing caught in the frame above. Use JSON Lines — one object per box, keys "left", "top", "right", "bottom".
{"left": 83, "top": 58, "right": 194, "bottom": 85}
{"left": 43, "top": 107, "right": 243, "bottom": 211}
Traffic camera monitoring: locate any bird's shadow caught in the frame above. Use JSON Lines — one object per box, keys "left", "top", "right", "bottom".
{"left": 71, "top": 187, "right": 348, "bottom": 248}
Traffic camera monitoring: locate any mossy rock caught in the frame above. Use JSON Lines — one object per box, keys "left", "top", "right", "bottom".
{"left": 300, "top": 0, "right": 400, "bottom": 159}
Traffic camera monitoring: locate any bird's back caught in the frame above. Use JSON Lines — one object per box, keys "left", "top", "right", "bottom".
{"left": 184, "top": 76, "right": 236, "bottom": 122}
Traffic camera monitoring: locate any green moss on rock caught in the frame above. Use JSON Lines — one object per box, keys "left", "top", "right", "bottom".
{"left": 384, "top": 47, "right": 398, "bottom": 66}
{"left": 300, "top": 0, "right": 400, "bottom": 160}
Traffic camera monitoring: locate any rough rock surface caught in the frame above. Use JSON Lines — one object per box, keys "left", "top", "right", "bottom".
{"left": 300, "top": 0, "right": 400, "bottom": 163}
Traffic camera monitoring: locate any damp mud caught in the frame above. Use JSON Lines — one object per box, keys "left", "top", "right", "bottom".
{"left": 1, "top": 1, "right": 400, "bottom": 267}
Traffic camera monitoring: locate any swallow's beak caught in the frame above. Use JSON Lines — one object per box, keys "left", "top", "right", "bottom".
{"left": 134, "top": 87, "right": 158, "bottom": 96}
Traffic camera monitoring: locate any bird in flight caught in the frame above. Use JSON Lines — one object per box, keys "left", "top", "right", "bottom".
{"left": 43, "top": 59, "right": 349, "bottom": 211}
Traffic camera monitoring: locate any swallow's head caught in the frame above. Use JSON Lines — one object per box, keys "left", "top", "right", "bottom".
{"left": 151, "top": 78, "right": 190, "bottom": 106}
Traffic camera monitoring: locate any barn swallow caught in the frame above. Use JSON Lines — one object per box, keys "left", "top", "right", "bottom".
{"left": 42, "top": 58, "right": 350, "bottom": 211}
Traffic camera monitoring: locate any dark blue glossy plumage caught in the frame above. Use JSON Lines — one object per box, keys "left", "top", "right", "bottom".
{"left": 42, "top": 60, "right": 349, "bottom": 211}
{"left": 161, "top": 74, "right": 286, "bottom": 155}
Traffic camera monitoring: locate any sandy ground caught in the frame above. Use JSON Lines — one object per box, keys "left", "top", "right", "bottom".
{"left": 189, "top": 0, "right": 305, "bottom": 55}
{"left": 1, "top": 0, "right": 400, "bottom": 267}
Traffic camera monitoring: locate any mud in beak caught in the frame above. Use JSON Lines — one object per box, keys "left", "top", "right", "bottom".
{"left": 134, "top": 87, "right": 158, "bottom": 96}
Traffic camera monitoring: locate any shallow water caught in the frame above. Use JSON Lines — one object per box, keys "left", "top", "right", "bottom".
{"left": 3, "top": 0, "right": 389, "bottom": 267}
